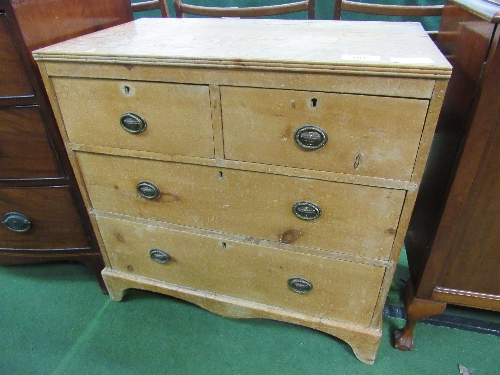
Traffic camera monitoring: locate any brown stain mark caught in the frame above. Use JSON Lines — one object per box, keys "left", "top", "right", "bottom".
{"left": 281, "top": 124, "right": 293, "bottom": 140}
{"left": 386, "top": 228, "right": 397, "bottom": 235}
{"left": 280, "top": 228, "right": 302, "bottom": 244}
{"left": 115, "top": 232, "right": 125, "bottom": 243}
{"left": 162, "top": 193, "right": 181, "bottom": 203}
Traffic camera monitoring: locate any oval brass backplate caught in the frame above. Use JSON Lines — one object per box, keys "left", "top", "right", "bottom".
{"left": 292, "top": 201, "right": 322, "bottom": 220}
{"left": 137, "top": 181, "right": 161, "bottom": 200}
{"left": 149, "top": 249, "right": 171, "bottom": 264}
{"left": 294, "top": 125, "right": 328, "bottom": 150}
{"left": 120, "top": 112, "right": 147, "bottom": 134}
{"left": 2, "top": 212, "right": 32, "bottom": 233}
{"left": 288, "top": 277, "right": 313, "bottom": 294}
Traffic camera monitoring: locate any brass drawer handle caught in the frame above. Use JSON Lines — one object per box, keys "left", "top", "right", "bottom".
{"left": 292, "top": 201, "right": 322, "bottom": 220}
{"left": 294, "top": 125, "right": 328, "bottom": 150}
{"left": 137, "top": 181, "right": 161, "bottom": 200}
{"left": 120, "top": 112, "right": 147, "bottom": 134}
{"left": 149, "top": 249, "right": 171, "bottom": 264}
{"left": 2, "top": 212, "right": 32, "bottom": 233}
{"left": 288, "top": 277, "right": 313, "bottom": 294}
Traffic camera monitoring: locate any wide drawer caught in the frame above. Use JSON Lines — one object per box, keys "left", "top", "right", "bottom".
{"left": 0, "top": 106, "right": 61, "bottom": 179}
{"left": 0, "top": 187, "right": 88, "bottom": 250}
{"left": 97, "top": 215, "right": 385, "bottom": 326}
{"left": 221, "top": 86, "right": 429, "bottom": 181}
{"left": 51, "top": 77, "right": 214, "bottom": 158}
{"left": 0, "top": 16, "right": 33, "bottom": 98}
{"left": 77, "top": 152, "right": 405, "bottom": 259}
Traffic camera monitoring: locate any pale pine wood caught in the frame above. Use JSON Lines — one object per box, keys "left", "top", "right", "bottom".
{"left": 221, "top": 86, "right": 429, "bottom": 181}
{"left": 41, "top": 61, "right": 439, "bottom": 99}
{"left": 34, "top": 19, "right": 451, "bottom": 365}
{"left": 97, "top": 214, "right": 385, "bottom": 326}
{"left": 76, "top": 151, "right": 406, "bottom": 260}
{"left": 52, "top": 77, "right": 214, "bottom": 158}
{"left": 33, "top": 18, "right": 450, "bottom": 77}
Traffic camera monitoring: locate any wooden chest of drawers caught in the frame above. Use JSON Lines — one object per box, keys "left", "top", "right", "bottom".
{"left": 0, "top": 0, "right": 131, "bottom": 292}
{"left": 34, "top": 18, "right": 451, "bottom": 364}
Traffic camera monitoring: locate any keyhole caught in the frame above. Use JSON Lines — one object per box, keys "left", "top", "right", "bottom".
{"left": 221, "top": 242, "right": 227, "bottom": 248}
{"left": 218, "top": 171, "right": 224, "bottom": 179}
{"left": 124, "top": 85, "right": 130, "bottom": 94}
{"left": 311, "top": 98, "right": 318, "bottom": 108}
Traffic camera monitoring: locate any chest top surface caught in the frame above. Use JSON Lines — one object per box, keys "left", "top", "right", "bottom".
{"left": 33, "top": 18, "right": 451, "bottom": 77}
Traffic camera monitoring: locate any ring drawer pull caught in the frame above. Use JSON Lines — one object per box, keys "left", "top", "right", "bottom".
{"left": 137, "top": 181, "right": 161, "bottom": 200}
{"left": 2, "top": 212, "right": 32, "bottom": 233}
{"left": 288, "top": 277, "right": 313, "bottom": 294}
{"left": 149, "top": 249, "right": 171, "bottom": 264}
{"left": 120, "top": 112, "right": 147, "bottom": 134}
{"left": 292, "top": 201, "right": 322, "bottom": 220}
{"left": 294, "top": 125, "right": 328, "bottom": 150}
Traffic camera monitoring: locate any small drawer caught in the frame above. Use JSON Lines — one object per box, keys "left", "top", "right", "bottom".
{"left": 77, "top": 152, "right": 405, "bottom": 259}
{"left": 97, "top": 215, "right": 385, "bottom": 326}
{"left": 0, "top": 16, "right": 33, "bottom": 98}
{"left": 0, "top": 107, "right": 61, "bottom": 179}
{"left": 221, "top": 86, "right": 429, "bottom": 180}
{"left": 0, "top": 187, "right": 88, "bottom": 250}
{"left": 52, "top": 77, "right": 214, "bottom": 158}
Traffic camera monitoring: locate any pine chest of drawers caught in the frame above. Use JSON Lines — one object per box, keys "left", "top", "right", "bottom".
{"left": 34, "top": 18, "right": 451, "bottom": 364}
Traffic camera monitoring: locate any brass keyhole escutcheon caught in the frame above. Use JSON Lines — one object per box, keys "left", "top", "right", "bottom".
{"left": 120, "top": 112, "right": 147, "bottom": 134}
{"left": 294, "top": 125, "right": 328, "bottom": 150}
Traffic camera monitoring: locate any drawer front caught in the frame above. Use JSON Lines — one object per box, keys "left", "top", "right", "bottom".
{"left": 52, "top": 77, "right": 214, "bottom": 158}
{"left": 0, "top": 15, "right": 33, "bottom": 98}
{"left": 0, "top": 187, "right": 88, "bottom": 250}
{"left": 221, "top": 86, "right": 429, "bottom": 180}
{"left": 0, "top": 107, "right": 61, "bottom": 179}
{"left": 97, "top": 215, "right": 385, "bottom": 326}
{"left": 77, "top": 152, "right": 405, "bottom": 259}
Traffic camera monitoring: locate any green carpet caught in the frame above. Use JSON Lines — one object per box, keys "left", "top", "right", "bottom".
{"left": 1, "top": 256, "right": 499, "bottom": 375}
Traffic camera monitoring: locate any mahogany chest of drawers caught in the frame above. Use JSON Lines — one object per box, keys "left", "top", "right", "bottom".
{"left": 0, "top": 0, "right": 131, "bottom": 292}
{"left": 34, "top": 18, "right": 451, "bottom": 364}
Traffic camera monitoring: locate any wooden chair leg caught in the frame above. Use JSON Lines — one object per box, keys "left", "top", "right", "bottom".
{"left": 394, "top": 280, "right": 446, "bottom": 351}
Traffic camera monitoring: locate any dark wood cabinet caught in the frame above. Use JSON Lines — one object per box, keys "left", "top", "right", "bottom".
{"left": 0, "top": 0, "right": 132, "bottom": 292}
{"left": 395, "top": 0, "right": 500, "bottom": 350}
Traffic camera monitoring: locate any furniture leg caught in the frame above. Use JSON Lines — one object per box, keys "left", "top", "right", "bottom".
{"left": 394, "top": 280, "right": 446, "bottom": 351}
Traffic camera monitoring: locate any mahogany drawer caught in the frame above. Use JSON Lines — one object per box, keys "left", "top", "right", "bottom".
{"left": 97, "top": 214, "right": 385, "bottom": 326}
{"left": 0, "top": 186, "right": 88, "bottom": 250}
{"left": 77, "top": 152, "right": 405, "bottom": 260}
{"left": 0, "top": 106, "right": 61, "bottom": 179}
{"left": 0, "top": 15, "right": 33, "bottom": 98}
{"left": 51, "top": 77, "right": 214, "bottom": 158}
{"left": 221, "top": 86, "right": 429, "bottom": 180}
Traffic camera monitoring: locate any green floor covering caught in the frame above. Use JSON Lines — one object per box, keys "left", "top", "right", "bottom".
{"left": 1, "top": 257, "right": 499, "bottom": 375}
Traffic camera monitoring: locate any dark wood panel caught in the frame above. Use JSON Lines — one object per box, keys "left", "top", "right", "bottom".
{"left": 435, "top": 28, "right": 500, "bottom": 297}
{"left": 0, "top": 106, "right": 61, "bottom": 179}
{"left": 0, "top": 186, "right": 88, "bottom": 250}
{"left": 0, "top": 13, "right": 33, "bottom": 98}
{"left": 10, "top": 0, "right": 132, "bottom": 52}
